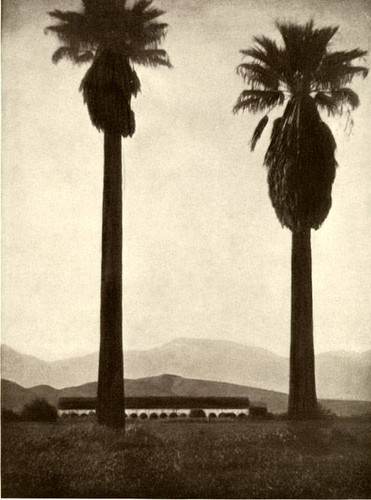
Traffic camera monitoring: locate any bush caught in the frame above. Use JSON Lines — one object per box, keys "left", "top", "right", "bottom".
{"left": 21, "top": 398, "right": 58, "bottom": 422}
{"left": 2, "top": 408, "right": 21, "bottom": 422}
{"left": 316, "top": 403, "right": 337, "bottom": 420}
{"left": 189, "top": 409, "right": 206, "bottom": 418}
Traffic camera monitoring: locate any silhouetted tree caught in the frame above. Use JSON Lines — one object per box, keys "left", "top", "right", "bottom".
{"left": 2, "top": 408, "right": 21, "bottom": 422}
{"left": 46, "top": 0, "right": 171, "bottom": 427}
{"left": 234, "top": 21, "right": 367, "bottom": 419}
{"left": 22, "top": 398, "right": 58, "bottom": 422}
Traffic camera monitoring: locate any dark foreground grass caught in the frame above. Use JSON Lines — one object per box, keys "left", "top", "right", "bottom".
{"left": 2, "top": 417, "right": 371, "bottom": 498}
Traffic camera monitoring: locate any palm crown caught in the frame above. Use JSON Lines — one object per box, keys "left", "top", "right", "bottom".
{"left": 234, "top": 21, "right": 368, "bottom": 231}
{"left": 46, "top": 0, "right": 171, "bottom": 137}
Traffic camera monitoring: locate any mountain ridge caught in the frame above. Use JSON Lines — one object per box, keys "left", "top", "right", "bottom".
{"left": 2, "top": 375, "right": 371, "bottom": 417}
{"left": 2, "top": 339, "right": 370, "bottom": 400}
{"left": 7, "top": 338, "right": 369, "bottom": 363}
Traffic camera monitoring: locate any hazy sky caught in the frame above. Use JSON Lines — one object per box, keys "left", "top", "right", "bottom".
{"left": 2, "top": 0, "right": 371, "bottom": 361}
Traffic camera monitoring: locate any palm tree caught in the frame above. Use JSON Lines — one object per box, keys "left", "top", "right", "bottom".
{"left": 46, "top": 0, "right": 171, "bottom": 427}
{"left": 234, "top": 21, "right": 367, "bottom": 419}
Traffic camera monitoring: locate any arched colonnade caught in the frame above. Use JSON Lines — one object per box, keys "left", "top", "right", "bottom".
{"left": 58, "top": 408, "right": 250, "bottom": 418}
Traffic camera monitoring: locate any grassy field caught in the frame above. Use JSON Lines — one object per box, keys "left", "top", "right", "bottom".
{"left": 2, "top": 417, "right": 371, "bottom": 498}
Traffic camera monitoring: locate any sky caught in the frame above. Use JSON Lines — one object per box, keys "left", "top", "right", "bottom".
{"left": 2, "top": 0, "right": 371, "bottom": 361}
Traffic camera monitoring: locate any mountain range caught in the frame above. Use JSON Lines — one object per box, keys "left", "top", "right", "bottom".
{"left": 2, "top": 375, "right": 371, "bottom": 417}
{"left": 2, "top": 338, "right": 370, "bottom": 400}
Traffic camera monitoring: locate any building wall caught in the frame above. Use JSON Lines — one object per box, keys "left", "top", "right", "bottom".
{"left": 58, "top": 407, "right": 250, "bottom": 418}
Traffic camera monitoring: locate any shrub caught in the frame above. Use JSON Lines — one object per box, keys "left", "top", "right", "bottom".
{"left": 2, "top": 408, "right": 21, "bottom": 422}
{"left": 21, "top": 398, "right": 58, "bottom": 422}
{"left": 274, "top": 412, "right": 289, "bottom": 420}
{"left": 189, "top": 409, "right": 206, "bottom": 418}
{"left": 316, "top": 403, "right": 337, "bottom": 420}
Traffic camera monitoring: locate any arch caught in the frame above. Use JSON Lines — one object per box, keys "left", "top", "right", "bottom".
{"left": 130, "top": 413, "right": 138, "bottom": 419}
{"left": 169, "top": 412, "right": 178, "bottom": 419}
{"left": 159, "top": 413, "right": 168, "bottom": 419}
{"left": 237, "top": 413, "right": 247, "bottom": 419}
{"left": 149, "top": 412, "right": 159, "bottom": 419}
{"left": 218, "top": 412, "right": 227, "bottom": 419}
{"left": 139, "top": 413, "right": 148, "bottom": 420}
{"left": 179, "top": 412, "right": 187, "bottom": 418}
{"left": 209, "top": 412, "right": 217, "bottom": 419}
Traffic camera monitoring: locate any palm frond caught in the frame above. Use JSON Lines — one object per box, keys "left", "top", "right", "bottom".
{"left": 140, "top": 6, "right": 167, "bottom": 22}
{"left": 241, "top": 37, "right": 288, "bottom": 83}
{"left": 45, "top": 23, "right": 95, "bottom": 52}
{"left": 46, "top": 10, "right": 90, "bottom": 43}
{"left": 130, "top": 69, "right": 142, "bottom": 97}
{"left": 77, "top": 51, "right": 95, "bottom": 64}
{"left": 126, "top": 21, "right": 169, "bottom": 49}
{"left": 130, "top": 48, "right": 172, "bottom": 67}
{"left": 322, "top": 49, "right": 367, "bottom": 66}
{"left": 132, "top": 0, "right": 154, "bottom": 14}
{"left": 143, "top": 22, "right": 169, "bottom": 39}
{"left": 237, "top": 63, "right": 279, "bottom": 90}
{"left": 233, "top": 90, "right": 285, "bottom": 114}
{"left": 314, "top": 92, "right": 338, "bottom": 115}
{"left": 314, "top": 61, "right": 368, "bottom": 90}
{"left": 46, "top": 0, "right": 171, "bottom": 64}
{"left": 240, "top": 47, "right": 270, "bottom": 66}
{"left": 314, "top": 88, "right": 360, "bottom": 115}
{"left": 51, "top": 46, "right": 78, "bottom": 64}
{"left": 81, "top": 0, "right": 117, "bottom": 13}
{"left": 250, "top": 115, "right": 269, "bottom": 151}
{"left": 48, "top": 9, "right": 85, "bottom": 24}
{"left": 253, "top": 36, "right": 283, "bottom": 66}
{"left": 277, "top": 21, "right": 338, "bottom": 75}
{"left": 51, "top": 46, "right": 95, "bottom": 65}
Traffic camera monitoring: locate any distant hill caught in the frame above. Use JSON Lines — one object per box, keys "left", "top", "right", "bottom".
{"left": 2, "top": 375, "right": 371, "bottom": 417}
{"left": 2, "top": 339, "right": 370, "bottom": 400}
{"left": 1, "top": 344, "right": 98, "bottom": 391}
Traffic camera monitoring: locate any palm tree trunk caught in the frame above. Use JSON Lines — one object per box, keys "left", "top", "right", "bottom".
{"left": 97, "top": 131, "right": 125, "bottom": 427}
{"left": 288, "top": 229, "right": 318, "bottom": 419}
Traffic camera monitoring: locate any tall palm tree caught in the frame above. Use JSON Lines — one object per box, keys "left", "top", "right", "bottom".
{"left": 46, "top": 0, "right": 171, "bottom": 427}
{"left": 234, "top": 21, "right": 367, "bottom": 419}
